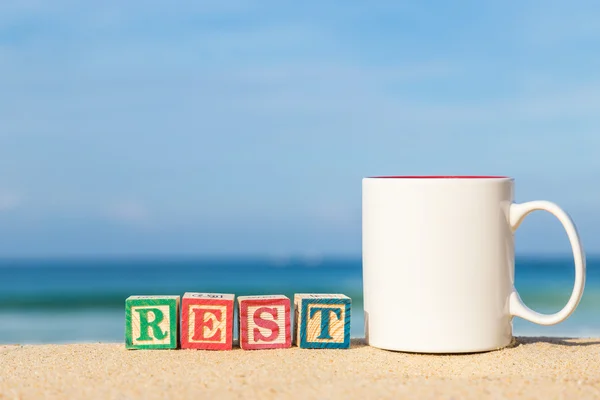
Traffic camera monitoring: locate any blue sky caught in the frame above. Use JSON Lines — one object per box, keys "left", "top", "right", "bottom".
{"left": 0, "top": 1, "right": 599, "bottom": 257}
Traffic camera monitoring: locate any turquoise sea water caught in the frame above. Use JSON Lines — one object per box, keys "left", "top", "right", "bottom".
{"left": 0, "top": 255, "right": 598, "bottom": 344}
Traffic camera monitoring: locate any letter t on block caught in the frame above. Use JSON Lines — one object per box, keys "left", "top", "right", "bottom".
{"left": 294, "top": 294, "right": 351, "bottom": 349}
{"left": 125, "top": 295, "right": 180, "bottom": 350}
{"left": 238, "top": 295, "right": 291, "bottom": 350}
{"left": 181, "top": 292, "right": 235, "bottom": 350}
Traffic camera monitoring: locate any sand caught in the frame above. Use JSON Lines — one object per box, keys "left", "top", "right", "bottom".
{"left": 1, "top": 337, "right": 599, "bottom": 399}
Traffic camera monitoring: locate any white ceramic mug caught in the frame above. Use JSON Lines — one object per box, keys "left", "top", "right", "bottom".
{"left": 362, "top": 175, "right": 586, "bottom": 353}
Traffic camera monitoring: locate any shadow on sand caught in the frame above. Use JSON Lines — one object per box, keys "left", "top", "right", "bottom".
{"left": 348, "top": 336, "right": 600, "bottom": 355}
{"left": 513, "top": 336, "right": 600, "bottom": 347}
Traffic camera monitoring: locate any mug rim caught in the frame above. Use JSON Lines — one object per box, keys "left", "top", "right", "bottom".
{"left": 365, "top": 175, "right": 512, "bottom": 179}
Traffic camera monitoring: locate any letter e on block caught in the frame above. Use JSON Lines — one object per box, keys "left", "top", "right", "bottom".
{"left": 238, "top": 295, "right": 291, "bottom": 350}
{"left": 181, "top": 292, "right": 235, "bottom": 350}
{"left": 125, "top": 295, "right": 180, "bottom": 350}
{"left": 294, "top": 294, "right": 351, "bottom": 349}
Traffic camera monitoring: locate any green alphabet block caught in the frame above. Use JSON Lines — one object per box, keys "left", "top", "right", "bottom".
{"left": 125, "top": 295, "right": 180, "bottom": 350}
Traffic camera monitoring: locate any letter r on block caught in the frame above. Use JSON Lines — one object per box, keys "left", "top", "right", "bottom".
{"left": 136, "top": 307, "right": 168, "bottom": 341}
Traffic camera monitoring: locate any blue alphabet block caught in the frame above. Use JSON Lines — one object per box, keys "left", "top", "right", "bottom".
{"left": 293, "top": 293, "right": 351, "bottom": 349}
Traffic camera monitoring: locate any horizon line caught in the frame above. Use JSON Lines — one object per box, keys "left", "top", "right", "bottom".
{"left": 0, "top": 252, "right": 595, "bottom": 260}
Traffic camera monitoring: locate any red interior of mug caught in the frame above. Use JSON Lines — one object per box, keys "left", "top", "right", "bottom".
{"left": 368, "top": 175, "right": 509, "bottom": 179}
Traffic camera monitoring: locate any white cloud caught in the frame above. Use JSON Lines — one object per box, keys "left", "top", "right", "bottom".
{"left": 228, "top": 60, "right": 456, "bottom": 86}
{"left": 0, "top": 191, "right": 22, "bottom": 211}
{"left": 310, "top": 202, "right": 359, "bottom": 228}
{"left": 209, "top": 66, "right": 600, "bottom": 129}
{"left": 0, "top": 0, "right": 253, "bottom": 24}
{"left": 3, "top": 0, "right": 596, "bottom": 131}
{"left": 106, "top": 201, "right": 149, "bottom": 224}
{"left": 518, "top": 1, "right": 600, "bottom": 46}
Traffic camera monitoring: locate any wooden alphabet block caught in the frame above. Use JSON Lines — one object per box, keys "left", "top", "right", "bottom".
{"left": 125, "top": 295, "right": 180, "bottom": 349}
{"left": 180, "top": 292, "right": 235, "bottom": 350}
{"left": 294, "top": 293, "right": 351, "bottom": 349}
{"left": 238, "top": 295, "right": 291, "bottom": 350}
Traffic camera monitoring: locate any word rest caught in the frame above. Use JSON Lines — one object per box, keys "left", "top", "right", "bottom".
{"left": 125, "top": 292, "right": 351, "bottom": 350}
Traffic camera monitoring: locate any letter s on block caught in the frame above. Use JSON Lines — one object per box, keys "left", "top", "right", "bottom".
{"left": 252, "top": 307, "right": 279, "bottom": 342}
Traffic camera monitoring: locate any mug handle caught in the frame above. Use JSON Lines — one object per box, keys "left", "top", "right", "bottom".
{"left": 508, "top": 201, "right": 586, "bottom": 325}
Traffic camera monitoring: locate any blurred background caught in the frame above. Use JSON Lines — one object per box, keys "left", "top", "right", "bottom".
{"left": 0, "top": 1, "right": 598, "bottom": 343}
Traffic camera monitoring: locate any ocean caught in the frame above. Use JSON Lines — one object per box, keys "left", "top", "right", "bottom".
{"left": 0, "top": 255, "right": 598, "bottom": 344}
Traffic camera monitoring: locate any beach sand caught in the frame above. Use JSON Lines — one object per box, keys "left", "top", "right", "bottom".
{"left": 1, "top": 337, "right": 599, "bottom": 399}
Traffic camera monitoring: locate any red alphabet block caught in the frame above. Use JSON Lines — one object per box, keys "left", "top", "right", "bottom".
{"left": 180, "top": 292, "right": 234, "bottom": 350}
{"left": 238, "top": 295, "right": 292, "bottom": 350}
